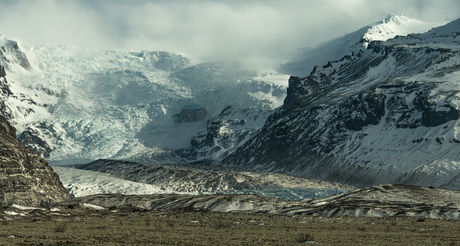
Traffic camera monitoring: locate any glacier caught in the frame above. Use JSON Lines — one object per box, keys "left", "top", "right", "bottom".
{"left": 0, "top": 38, "right": 288, "bottom": 164}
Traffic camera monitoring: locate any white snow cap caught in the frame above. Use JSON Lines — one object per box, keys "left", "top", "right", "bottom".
{"left": 362, "top": 14, "right": 444, "bottom": 45}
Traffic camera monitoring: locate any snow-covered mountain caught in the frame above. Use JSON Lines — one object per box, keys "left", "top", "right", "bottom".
{"left": 0, "top": 35, "right": 288, "bottom": 164}
{"left": 0, "top": 15, "right": 444, "bottom": 167}
{"left": 224, "top": 18, "right": 460, "bottom": 188}
{"left": 2, "top": 14, "right": 459, "bottom": 196}
{"left": 279, "top": 15, "right": 445, "bottom": 77}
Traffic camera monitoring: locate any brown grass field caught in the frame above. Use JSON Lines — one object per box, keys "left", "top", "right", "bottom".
{"left": 1, "top": 207, "right": 460, "bottom": 245}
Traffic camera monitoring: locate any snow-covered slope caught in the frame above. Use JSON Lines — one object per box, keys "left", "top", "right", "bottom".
{"left": 279, "top": 15, "right": 445, "bottom": 77}
{"left": 53, "top": 166, "right": 170, "bottom": 197}
{"left": 0, "top": 36, "right": 288, "bottom": 164}
{"left": 224, "top": 18, "right": 460, "bottom": 189}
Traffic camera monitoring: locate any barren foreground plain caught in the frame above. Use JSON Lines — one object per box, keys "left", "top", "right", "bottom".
{"left": 1, "top": 206, "right": 460, "bottom": 245}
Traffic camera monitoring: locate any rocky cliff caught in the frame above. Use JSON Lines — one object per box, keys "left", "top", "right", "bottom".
{"left": 223, "top": 18, "right": 460, "bottom": 188}
{"left": 0, "top": 67, "right": 71, "bottom": 206}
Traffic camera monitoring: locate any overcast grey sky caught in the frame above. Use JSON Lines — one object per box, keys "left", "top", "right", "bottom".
{"left": 0, "top": 0, "right": 459, "bottom": 61}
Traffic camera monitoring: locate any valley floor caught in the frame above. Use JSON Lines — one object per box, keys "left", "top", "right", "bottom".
{"left": 1, "top": 208, "right": 460, "bottom": 245}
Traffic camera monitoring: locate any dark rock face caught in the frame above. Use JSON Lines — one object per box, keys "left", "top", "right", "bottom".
{"left": 0, "top": 64, "right": 6, "bottom": 78}
{"left": 0, "top": 116, "right": 71, "bottom": 206}
{"left": 184, "top": 102, "right": 276, "bottom": 162}
{"left": 0, "top": 64, "right": 13, "bottom": 121}
{"left": 172, "top": 108, "right": 207, "bottom": 123}
{"left": 414, "top": 93, "right": 460, "bottom": 127}
{"left": 341, "top": 92, "right": 386, "bottom": 131}
{"left": 0, "top": 38, "right": 39, "bottom": 126}
{"left": 17, "top": 129, "right": 53, "bottom": 158}
{"left": 1, "top": 63, "right": 53, "bottom": 158}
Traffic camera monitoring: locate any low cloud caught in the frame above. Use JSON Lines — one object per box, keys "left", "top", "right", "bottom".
{"left": 0, "top": 0, "right": 459, "bottom": 62}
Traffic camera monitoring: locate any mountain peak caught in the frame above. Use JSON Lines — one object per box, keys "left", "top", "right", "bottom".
{"left": 279, "top": 15, "right": 443, "bottom": 77}
{"left": 362, "top": 14, "right": 435, "bottom": 44}
{"left": 382, "top": 14, "right": 408, "bottom": 25}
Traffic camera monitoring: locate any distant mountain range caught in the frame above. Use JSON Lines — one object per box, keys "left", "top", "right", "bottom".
{"left": 3, "top": 14, "right": 460, "bottom": 193}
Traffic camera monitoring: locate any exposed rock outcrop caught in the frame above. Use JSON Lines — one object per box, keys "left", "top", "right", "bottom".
{"left": 172, "top": 108, "right": 207, "bottom": 123}
{"left": 0, "top": 115, "right": 71, "bottom": 206}
{"left": 0, "top": 64, "right": 13, "bottom": 122}
{"left": 17, "top": 129, "right": 53, "bottom": 158}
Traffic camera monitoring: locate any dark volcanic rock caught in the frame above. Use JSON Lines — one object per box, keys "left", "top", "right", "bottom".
{"left": 172, "top": 108, "right": 207, "bottom": 123}
{"left": 17, "top": 129, "right": 53, "bottom": 158}
{"left": 0, "top": 64, "right": 6, "bottom": 78}
{"left": 0, "top": 116, "right": 71, "bottom": 206}
{"left": 0, "top": 64, "right": 13, "bottom": 121}
{"left": 341, "top": 91, "right": 386, "bottom": 131}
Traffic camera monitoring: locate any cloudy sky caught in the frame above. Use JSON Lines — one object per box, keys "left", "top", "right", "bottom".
{"left": 0, "top": 0, "right": 459, "bottom": 61}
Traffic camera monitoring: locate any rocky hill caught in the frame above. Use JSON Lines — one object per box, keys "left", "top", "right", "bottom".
{"left": 0, "top": 65, "right": 71, "bottom": 206}
{"left": 57, "top": 184, "right": 460, "bottom": 219}
{"left": 223, "top": 18, "right": 460, "bottom": 188}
